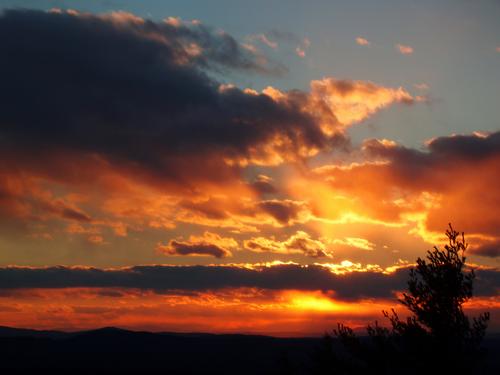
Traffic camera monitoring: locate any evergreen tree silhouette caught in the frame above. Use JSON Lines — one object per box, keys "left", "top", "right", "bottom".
{"left": 313, "top": 224, "right": 490, "bottom": 374}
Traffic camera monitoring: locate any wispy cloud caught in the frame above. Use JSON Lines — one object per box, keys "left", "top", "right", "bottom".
{"left": 414, "top": 82, "right": 430, "bottom": 90}
{"left": 255, "top": 33, "right": 278, "bottom": 49}
{"left": 356, "top": 37, "right": 370, "bottom": 46}
{"left": 295, "top": 46, "right": 306, "bottom": 57}
{"left": 396, "top": 43, "right": 414, "bottom": 55}
{"left": 295, "top": 37, "right": 310, "bottom": 58}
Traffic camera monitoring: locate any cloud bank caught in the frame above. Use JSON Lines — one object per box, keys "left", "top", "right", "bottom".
{"left": 0, "top": 264, "right": 498, "bottom": 300}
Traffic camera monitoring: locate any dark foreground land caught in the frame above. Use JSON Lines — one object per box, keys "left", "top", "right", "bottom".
{"left": 0, "top": 326, "right": 499, "bottom": 374}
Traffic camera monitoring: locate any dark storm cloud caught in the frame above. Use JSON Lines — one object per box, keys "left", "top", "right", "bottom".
{"left": 0, "top": 264, "right": 498, "bottom": 299}
{"left": 0, "top": 9, "right": 333, "bottom": 184}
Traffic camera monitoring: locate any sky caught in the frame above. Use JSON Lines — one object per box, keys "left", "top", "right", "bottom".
{"left": 0, "top": 0, "right": 499, "bottom": 336}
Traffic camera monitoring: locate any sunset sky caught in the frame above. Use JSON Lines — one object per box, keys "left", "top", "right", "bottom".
{"left": 0, "top": 0, "right": 499, "bottom": 336}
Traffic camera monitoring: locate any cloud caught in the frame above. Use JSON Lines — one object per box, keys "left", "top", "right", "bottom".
{"left": 250, "top": 175, "right": 277, "bottom": 195}
{"left": 256, "top": 200, "right": 309, "bottom": 225}
{"left": 0, "top": 8, "right": 413, "bottom": 176}
{"left": 159, "top": 241, "right": 231, "bottom": 258}
{"left": 364, "top": 131, "right": 500, "bottom": 169}
{"left": 244, "top": 231, "right": 332, "bottom": 258}
{"left": 470, "top": 240, "right": 500, "bottom": 258}
{"left": 0, "top": 172, "right": 92, "bottom": 224}
{"left": 0, "top": 9, "right": 419, "bottom": 244}
{"left": 1, "top": 284, "right": 497, "bottom": 335}
{"left": 66, "top": 223, "right": 100, "bottom": 235}
{"left": 258, "top": 30, "right": 310, "bottom": 58}
{"left": 164, "top": 16, "right": 182, "bottom": 27}
{"left": 396, "top": 43, "right": 414, "bottom": 55}
{"left": 0, "top": 286, "right": 400, "bottom": 335}
{"left": 295, "top": 46, "right": 306, "bottom": 58}
{"left": 333, "top": 237, "right": 376, "bottom": 251}
{"left": 295, "top": 37, "right": 310, "bottom": 58}
{"left": 157, "top": 232, "right": 237, "bottom": 258}
{"left": 414, "top": 83, "right": 430, "bottom": 90}
{"left": 266, "top": 30, "right": 302, "bottom": 44}
{"left": 87, "top": 235, "right": 106, "bottom": 245}
{"left": 0, "top": 263, "right": 497, "bottom": 300}
{"left": 67, "top": 9, "right": 282, "bottom": 74}
{"left": 302, "top": 77, "right": 414, "bottom": 132}
{"left": 174, "top": 196, "right": 312, "bottom": 231}
{"left": 250, "top": 33, "right": 278, "bottom": 49}
{"left": 355, "top": 37, "right": 370, "bottom": 46}
{"left": 309, "top": 131, "right": 500, "bottom": 256}
{"left": 0, "top": 9, "right": 344, "bottom": 185}
{"left": 0, "top": 9, "right": 323, "bottom": 225}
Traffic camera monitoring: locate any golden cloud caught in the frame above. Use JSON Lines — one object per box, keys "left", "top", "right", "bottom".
{"left": 244, "top": 231, "right": 332, "bottom": 258}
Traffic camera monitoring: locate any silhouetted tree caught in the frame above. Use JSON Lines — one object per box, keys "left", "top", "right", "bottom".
{"left": 392, "top": 225, "right": 489, "bottom": 350}
{"left": 313, "top": 225, "right": 490, "bottom": 374}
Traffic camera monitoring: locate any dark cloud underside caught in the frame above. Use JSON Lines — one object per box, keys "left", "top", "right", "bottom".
{"left": 0, "top": 9, "right": 334, "bottom": 187}
{"left": 0, "top": 265, "right": 498, "bottom": 300}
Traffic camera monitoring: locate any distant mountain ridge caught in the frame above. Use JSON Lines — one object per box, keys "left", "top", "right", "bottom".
{"left": 0, "top": 325, "right": 278, "bottom": 339}
{"left": 0, "top": 325, "right": 70, "bottom": 339}
{"left": 0, "top": 326, "right": 498, "bottom": 374}
{"left": 0, "top": 325, "right": 318, "bottom": 374}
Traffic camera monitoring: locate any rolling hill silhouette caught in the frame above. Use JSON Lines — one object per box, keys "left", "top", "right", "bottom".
{"left": 1, "top": 326, "right": 499, "bottom": 374}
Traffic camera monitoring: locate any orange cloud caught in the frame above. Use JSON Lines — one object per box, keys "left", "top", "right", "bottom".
{"left": 174, "top": 195, "right": 314, "bottom": 232}
{"left": 396, "top": 43, "right": 414, "bottom": 55}
{"left": 243, "top": 231, "right": 332, "bottom": 258}
{"left": 308, "top": 77, "right": 414, "bottom": 128}
{"left": 355, "top": 37, "right": 370, "bottom": 46}
{"left": 164, "top": 16, "right": 182, "bottom": 27}
{"left": 333, "top": 237, "right": 376, "bottom": 251}
{"left": 263, "top": 77, "right": 415, "bottom": 138}
{"left": 0, "top": 169, "right": 92, "bottom": 225}
{"left": 87, "top": 235, "right": 106, "bottom": 245}
{"left": 0, "top": 9, "right": 433, "bottom": 270}
{"left": 99, "top": 10, "right": 145, "bottom": 26}
{"left": 292, "top": 131, "right": 500, "bottom": 258}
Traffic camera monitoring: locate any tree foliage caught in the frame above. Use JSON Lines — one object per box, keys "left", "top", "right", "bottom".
{"left": 313, "top": 225, "right": 490, "bottom": 375}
